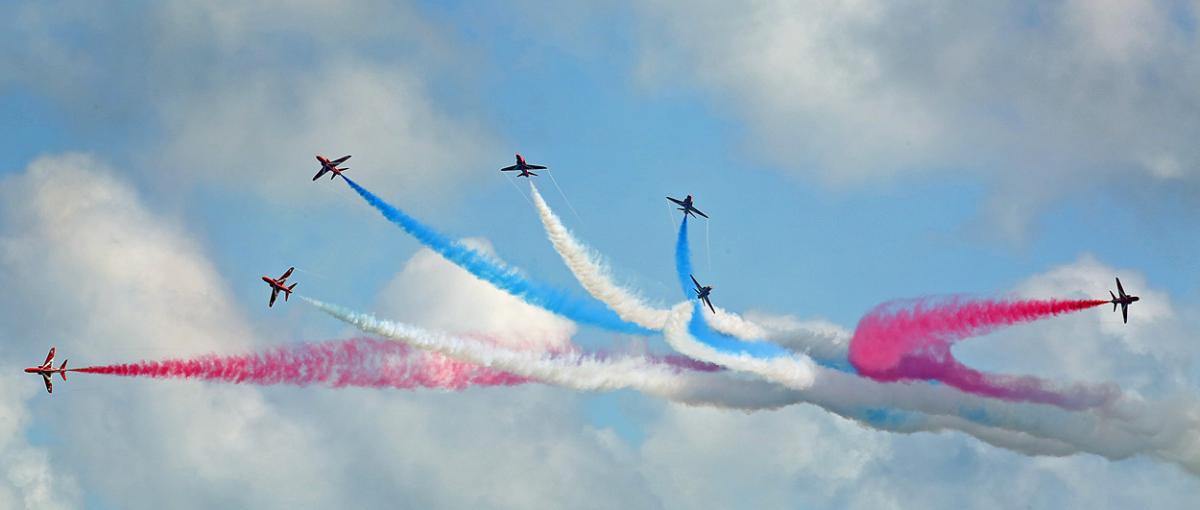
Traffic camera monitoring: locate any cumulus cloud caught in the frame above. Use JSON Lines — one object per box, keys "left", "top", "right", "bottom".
{"left": 0, "top": 154, "right": 335, "bottom": 508}
{"left": 376, "top": 238, "right": 579, "bottom": 350}
{"left": 632, "top": 0, "right": 1200, "bottom": 237}
{"left": 0, "top": 370, "right": 79, "bottom": 510}
{"left": 0, "top": 154, "right": 659, "bottom": 509}
{"left": 958, "top": 255, "right": 1193, "bottom": 396}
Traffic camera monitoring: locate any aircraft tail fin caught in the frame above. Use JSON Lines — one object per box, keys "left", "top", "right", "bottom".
{"left": 286, "top": 283, "right": 297, "bottom": 301}
{"left": 60, "top": 360, "right": 67, "bottom": 380}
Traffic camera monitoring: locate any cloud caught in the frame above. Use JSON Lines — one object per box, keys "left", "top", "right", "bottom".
{"left": 638, "top": 404, "right": 891, "bottom": 509}
{"left": 636, "top": 395, "right": 1200, "bottom": 509}
{"left": 0, "top": 370, "right": 79, "bottom": 510}
{"left": 958, "top": 255, "right": 1194, "bottom": 396}
{"left": 1, "top": 0, "right": 498, "bottom": 204}
{"left": 0, "top": 154, "right": 661, "bottom": 509}
{"left": 631, "top": 0, "right": 1200, "bottom": 237}
{"left": 375, "top": 237, "right": 579, "bottom": 350}
{"left": 3, "top": 153, "right": 1199, "bottom": 509}
{"left": 0, "top": 154, "right": 335, "bottom": 508}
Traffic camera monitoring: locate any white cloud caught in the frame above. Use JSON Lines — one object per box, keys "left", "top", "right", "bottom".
{"left": 2, "top": 152, "right": 1199, "bottom": 509}
{"left": 0, "top": 154, "right": 659, "bottom": 509}
{"left": 375, "top": 238, "right": 579, "bottom": 350}
{"left": 0, "top": 155, "right": 334, "bottom": 508}
{"left": 1, "top": 0, "right": 498, "bottom": 205}
{"left": 955, "top": 255, "right": 1192, "bottom": 396}
{"left": 632, "top": 0, "right": 1200, "bottom": 237}
{"left": 0, "top": 370, "right": 79, "bottom": 510}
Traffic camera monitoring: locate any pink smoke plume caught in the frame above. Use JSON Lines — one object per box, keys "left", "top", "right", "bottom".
{"left": 74, "top": 338, "right": 527, "bottom": 390}
{"left": 849, "top": 297, "right": 1118, "bottom": 410}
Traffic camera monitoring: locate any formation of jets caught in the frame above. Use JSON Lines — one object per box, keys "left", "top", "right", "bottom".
{"left": 24, "top": 151, "right": 1146, "bottom": 394}
{"left": 24, "top": 347, "right": 68, "bottom": 394}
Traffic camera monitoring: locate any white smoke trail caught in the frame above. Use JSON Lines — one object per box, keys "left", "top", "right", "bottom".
{"left": 304, "top": 296, "right": 1200, "bottom": 473}
{"left": 525, "top": 182, "right": 1200, "bottom": 472}
{"left": 529, "top": 182, "right": 841, "bottom": 355}
{"left": 530, "top": 182, "right": 672, "bottom": 328}
{"left": 662, "top": 302, "right": 816, "bottom": 390}
{"left": 304, "top": 297, "right": 779, "bottom": 408}
{"left": 530, "top": 182, "right": 758, "bottom": 336}
{"left": 746, "top": 311, "right": 851, "bottom": 362}
{"left": 660, "top": 299, "right": 1200, "bottom": 474}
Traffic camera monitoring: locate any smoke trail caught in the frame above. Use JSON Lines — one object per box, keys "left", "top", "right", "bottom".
{"left": 663, "top": 302, "right": 815, "bottom": 389}
{"left": 530, "top": 183, "right": 844, "bottom": 352}
{"left": 529, "top": 181, "right": 672, "bottom": 328}
{"left": 304, "top": 297, "right": 1200, "bottom": 474}
{"left": 850, "top": 297, "right": 1118, "bottom": 410}
{"left": 302, "top": 297, "right": 766, "bottom": 405}
{"left": 74, "top": 338, "right": 526, "bottom": 390}
{"left": 341, "top": 176, "right": 651, "bottom": 334}
{"left": 672, "top": 217, "right": 825, "bottom": 385}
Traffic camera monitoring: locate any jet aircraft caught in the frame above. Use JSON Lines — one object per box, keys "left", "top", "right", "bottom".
{"left": 262, "top": 267, "right": 298, "bottom": 307}
{"left": 24, "top": 347, "right": 68, "bottom": 394}
{"left": 499, "top": 153, "right": 547, "bottom": 178}
{"left": 667, "top": 195, "right": 708, "bottom": 219}
{"left": 312, "top": 154, "right": 351, "bottom": 181}
{"left": 1109, "top": 277, "right": 1140, "bottom": 324}
{"left": 691, "top": 274, "right": 716, "bottom": 314}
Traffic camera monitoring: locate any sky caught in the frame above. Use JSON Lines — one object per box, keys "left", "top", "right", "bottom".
{"left": 1, "top": 1, "right": 1198, "bottom": 508}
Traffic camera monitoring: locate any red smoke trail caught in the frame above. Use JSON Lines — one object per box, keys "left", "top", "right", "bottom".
{"left": 849, "top": 298, "right": 1117, "bottom": 410}
{"left": 74, "top": 338, "right": 527, "bottom": 390}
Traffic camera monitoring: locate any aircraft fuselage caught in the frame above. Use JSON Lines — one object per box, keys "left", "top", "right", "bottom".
{"left": 262, "top": 276, "right": 289, "bottom": 293}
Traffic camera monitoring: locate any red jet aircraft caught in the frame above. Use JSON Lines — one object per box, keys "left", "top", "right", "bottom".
{"left": 312, "top": 154, "right": 351, "bottom": 181}
{"left": 499, "top": 153, "right": 548, "bottom": 178}
{"left": 262, "top": 267, "right": 298, "bottom": 307}
{"left": 25, "top": 347, "right": 68, "bottom": 394}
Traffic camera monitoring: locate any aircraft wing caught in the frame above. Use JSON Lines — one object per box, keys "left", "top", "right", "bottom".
{"left": 269, "top": 289, "right": 279, "bottom": 308}
{"left": 1116, "top": 278, "right": 1126, "bottom": 298}
{"left": 667, "top": 197, "right": 687, "bottom": 207}
{"left": 526, "top": 164, "right": 547, "bottom": 170}
{"left": 43, "top": 374, "right": 53, "bottom": 394}
{"left": 43, "top": 347, "right": 55, "bottom": 367}
{"left": 690, "top": 274, "right": 701, "bottom": 289}
{"left": 1121, "top": 303, "right": 1129, "bottom": 324}
{"left": 703, "top": 296, "right": 716, "bottom": 314}
{"left": 312, "top": 168, "right": 328, "bottom": 181}
{"left": 692, "top": 207, "right": 708, "bottom": 219}
{"left": 279, "top": 267, "right": 294, "bottom": 281}
{"left": 331, "top": 155, "right": 351, "bottom": 165}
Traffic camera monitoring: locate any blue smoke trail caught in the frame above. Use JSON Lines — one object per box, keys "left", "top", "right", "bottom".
{"left": 675, "top": 216, "right": 694, "bottom": 297}
{"left": 675, "top": 216, "right": 861, "bottom": 371}
{"left": 342, "top": 177, "right": 653, "bottom": 335}
{"left": 673, "top": 218, "right": 917, "bottom": 425}
{"left": 675, "top": 217, "right": 790, "bottom": 357}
